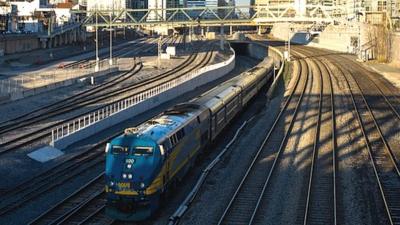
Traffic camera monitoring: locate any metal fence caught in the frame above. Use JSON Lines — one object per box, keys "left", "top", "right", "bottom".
{"left": 51, "top": 52, "right": 236, "bottom": 144}
{"left": 0, "top": 59, "right": 119, "bottom": 96}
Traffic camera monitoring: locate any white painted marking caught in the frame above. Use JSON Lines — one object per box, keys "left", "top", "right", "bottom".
{"left": 27, "top": 146, "right": 64, "bottom": 163}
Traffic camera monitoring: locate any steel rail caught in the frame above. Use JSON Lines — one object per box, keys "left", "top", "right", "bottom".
{"left": 28, "top": 173, "right": 105, "bottom": 225}
{"left": 344, "top": 69, "right": 400, "bottom": 176}
{"left": 59, "top": 36, "right": 157, "bottom": 69}
{"left": 217, "top": 55, "right": 309, "bottom": 224}
{"left": 292, "top": 47, "right": 338, "bottom": 225}
{"left": 294, "top": 45, "right": 399, "bottom": 224}
{"left": 0, "top": 151, "right": 106, "bottom": 217}
{"left": 331, "top": 57, "right": 400, "bottom": 168}
{"left": 54, "top": 192, "right": 106, "bottom": 225}
{"left": 334, "top": 62, "right": 399, "bottom": 225}
{"left": 303, "top": 57, "right": 324, "bottom": 225}
{"left": 247, "top": 57, "right": 312, "bottom": 225}
{"left": 62, "top": 37, "right": 149, "bottom": 69}
{"left": 323, "top": 59, "right": 338, "bottom": 225}
{"left": 302, "top": 57, "right": 337, "bottom": 225}
{"left": 248, "top": 55, "right": 322, "bottom": 224}
{"left": 74, "top": 205, "right": 113, "bottom": 225}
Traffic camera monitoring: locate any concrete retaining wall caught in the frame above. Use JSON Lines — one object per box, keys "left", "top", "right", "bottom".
{"left": 270, "top": 23, "right": 312, "bottom": 45}
{"left": 230, "top": 41, "right": 267, "bottom": 59}
{"left": 229, "top": 40, "right": 282, "bottom": 68}
{"left": 390, "top": 33, "right": 400, "bottom": 66}
{"left": 0, "top": 34, "right": 40, "bottom": 54}
{"left": 53, "top": 49, "right": 236, "bottom": 149}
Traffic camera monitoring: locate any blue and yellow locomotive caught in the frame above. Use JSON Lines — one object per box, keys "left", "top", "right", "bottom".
{"left": 105, "top": 57, "right": 274, "bottom": 221}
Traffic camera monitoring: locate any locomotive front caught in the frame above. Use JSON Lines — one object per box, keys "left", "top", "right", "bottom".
{"left": 105, "top": 134, "right": 164, "bottom": 221}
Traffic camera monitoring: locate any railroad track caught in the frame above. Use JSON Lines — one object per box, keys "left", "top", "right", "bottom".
{"left": 0, "top": 41, "right": 216, "bottom": 220}
{"left": 334, "top": 62, "right": 400, "bottom": 225}
{"left": 0, "top": 36, "right": 200, "bottom": 154}
{"left": 60, "top": 37, "right": 149, "bottom": 69}
{"left": 0, "top": 37, "right": 160, "bottom": 131}
{"left": 302, "top": 57, "right": 337, "bottom": 225}
{"left": 61, "top": 35, "right": 171, "bottom": 69}
{"left": 28, "top": 174, "right": 108, "bottom": 225}
{"left": 217, "top": 53, "right": 311, "bottom": 224}
{"left": 295, "top": 46, "right": 400, "bottom": 224}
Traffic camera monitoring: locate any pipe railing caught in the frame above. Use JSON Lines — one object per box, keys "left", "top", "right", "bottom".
{"left": 51, "top": 50, "right": 235, "bottom": 145}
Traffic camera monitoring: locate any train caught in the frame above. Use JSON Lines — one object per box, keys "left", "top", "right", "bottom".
{"left": 104, "top": 55, "right": 275, "bottom": 221}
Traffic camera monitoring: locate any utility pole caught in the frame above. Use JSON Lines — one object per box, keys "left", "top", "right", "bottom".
{"left": 95, "top": 6, "right": 99, "bottom": 72}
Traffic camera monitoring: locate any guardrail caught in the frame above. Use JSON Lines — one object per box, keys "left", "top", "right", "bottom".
{"left": 51, "top": 49, "right": 236, "bottom": 145}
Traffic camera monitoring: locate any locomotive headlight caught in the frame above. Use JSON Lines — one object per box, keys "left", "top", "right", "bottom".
{"left": 128, "top": 174, "right": 133, "bottom": 179}
{"left": 105, "top": 143, "right": 110, "bottom": 153}
{"left": 122, "top": 173, "right": 127, "bottom": 179}
{"left": 126, "top": 164, "right": 132, "bottom": 169}
{"left": 140, "top": 182, "right": 145, "bottom": 188}
{"left": 110, "top": 181, "right": 115, "bottom": 186}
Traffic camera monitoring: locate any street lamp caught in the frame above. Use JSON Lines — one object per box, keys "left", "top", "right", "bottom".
{"left": 109, "top": 12, "right": 113, "bottom": 66}
{"left": 95, "top": 6, "right": 99, "bottom": 72}
{"left": 287, "top": 26, "right": 293, "bottom": 62}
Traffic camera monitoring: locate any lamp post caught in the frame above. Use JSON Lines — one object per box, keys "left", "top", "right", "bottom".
{"left": 287, "top": 26, "right": 293, "bottom": 62}
{"left": 95, "top": 6, "right": 99, "bottom": 72}
{"left": 158, "top": 36, "right": 162, "bottom": 69}
{"left": 109, "top": 12, "right": 113, "bottom": 66}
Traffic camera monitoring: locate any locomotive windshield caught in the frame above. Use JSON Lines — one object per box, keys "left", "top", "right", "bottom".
{"left": 111, "top": 145, "right": 129, "bottom": 155}
{"left": 133, "top": 147, "right": 153, "bottom": 156}
{"left": 110, "top": 145, "right": 153, "bottom": 156}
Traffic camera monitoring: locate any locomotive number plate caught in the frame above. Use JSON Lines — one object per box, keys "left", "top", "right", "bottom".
{"left": 117, "top": 182, "right": 131, "bottom": 189}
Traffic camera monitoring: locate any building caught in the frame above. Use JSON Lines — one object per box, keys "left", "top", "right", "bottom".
{"left": 147, "top": 0, "right": 185, "bottom": 21}
{"left": 0, "top": 1, "right": 12, "bottom": 32}
{"left": 87, "top": 0, "right": 128, "bottom": 11}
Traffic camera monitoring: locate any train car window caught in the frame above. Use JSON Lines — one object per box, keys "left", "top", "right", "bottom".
{"left": 170, "top": 134, "right": 179, "bottom": 146}
{"left": 133, "top": 147, "right": 153, "bottom": 156}
{"left": 176, "top": 129, "right": 185, "bottom": 140}
{"left": 169, "top": 137, "right": 175, "bottom": 146}
{"left": 111, "top": 146, "right": 129, "bottom": 155}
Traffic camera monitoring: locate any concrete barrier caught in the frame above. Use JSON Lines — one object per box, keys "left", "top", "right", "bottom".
{"left": 52, "top": 47, "right": 236, "bottom": 149}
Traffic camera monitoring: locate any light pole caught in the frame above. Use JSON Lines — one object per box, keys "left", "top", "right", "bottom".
{"left": 95, "top": 7, "right": 99, "bottom": 72}
{"left": 158, "top": 36, "right": 162, "bottom": 69}
{"left": 109, "top": 12, "right": 113, "bottom": 66}
{"left": 287, "top": 26, "right": 292, "bottom": 62}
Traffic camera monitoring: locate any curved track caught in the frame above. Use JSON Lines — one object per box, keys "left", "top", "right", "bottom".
{"left": 0, "top": 40, "right": 216, "bottom": 221}
{"left": 0, "top": 36, "right": 209, "bottom": 155}
{"left": 214, "top": 40, "right": 399, "bottom": 225}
